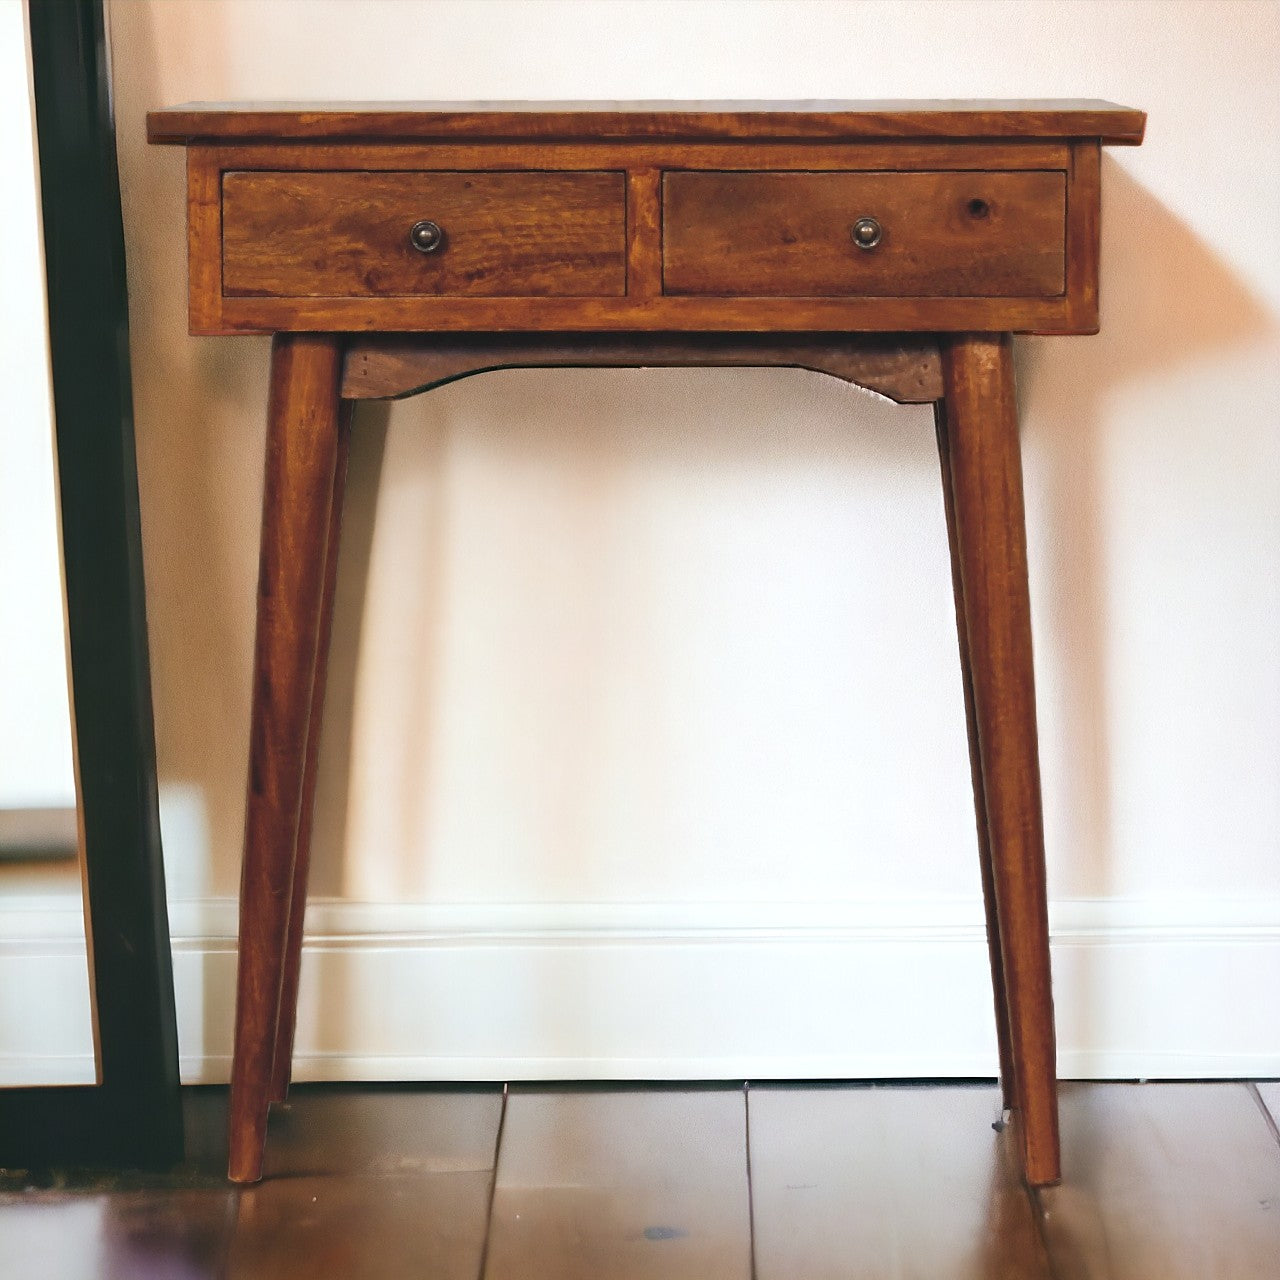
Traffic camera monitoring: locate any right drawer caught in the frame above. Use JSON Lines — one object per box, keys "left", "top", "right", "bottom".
{"left": 662, "top": 170, "right": 1067, "bottom": 298}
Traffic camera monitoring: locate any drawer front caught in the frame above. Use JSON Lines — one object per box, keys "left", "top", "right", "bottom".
{"left": 222, "top": 170, "right": 627, "bottom": 298}
{"left": 663, "top": 171, "right": 1066, "bottom": 298}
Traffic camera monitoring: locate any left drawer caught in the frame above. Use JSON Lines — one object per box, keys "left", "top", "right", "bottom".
{"left": 221, "top": 170, "right": 628, "bottom": 298}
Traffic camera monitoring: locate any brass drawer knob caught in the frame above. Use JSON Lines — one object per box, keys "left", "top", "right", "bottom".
{"left": 409, "top": 220, "right": 445, "bottom": 253}
{"left": 850, "top": 217, "right": 883, "bottom": 250}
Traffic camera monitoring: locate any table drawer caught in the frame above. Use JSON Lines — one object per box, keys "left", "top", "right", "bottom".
{"left": 663, "top": 170, "right": 1066, "bottom": 298}
{"left": 222, "top": 170, "right": 627, "bottom": 298}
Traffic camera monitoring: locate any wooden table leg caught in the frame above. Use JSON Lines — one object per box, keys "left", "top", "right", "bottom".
{"left": 228, "top": 333, "right": 343, "bottom": 1184}
{"left": 934, "top": 402, "right": 1018, "bottom": 1113}
{"left": 938, "top": 333, "right": 1061, "bottom": 1186}
{"left": 268, "top": 401, "right": 352, "bottom": 1105}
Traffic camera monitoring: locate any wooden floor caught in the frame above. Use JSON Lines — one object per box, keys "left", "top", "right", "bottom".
{"left": 2, "top": 1081, "right": 1278, "bottom": 1278}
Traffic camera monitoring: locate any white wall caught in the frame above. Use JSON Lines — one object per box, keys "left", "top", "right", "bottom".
{"left": 9, "top": 0, "right": 1278, "bottom": 1084}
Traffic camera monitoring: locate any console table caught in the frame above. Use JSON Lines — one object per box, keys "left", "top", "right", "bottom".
{"left": 147, "top": 100, "right": 1145, "bottom": 1186}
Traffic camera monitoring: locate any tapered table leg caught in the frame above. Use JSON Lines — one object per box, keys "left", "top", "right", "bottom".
{"left": 934, "top": 401, "right": 1018, "bottom": 1112}
{"left": 268, "top": 402, "right": 352, "bottom": 1104}
{"left": 228, "top": 333, "right": 343, "bottom": 1184}
{"left": 938, "top": 333, "right": 1060, "bottom": 1186}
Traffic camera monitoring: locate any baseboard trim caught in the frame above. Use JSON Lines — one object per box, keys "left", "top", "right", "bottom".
{"left": 8, "top": 893, "right": 1280, "bottom": 945}
{"left": 168, "top": 894, "right": 1280, "bottom": 945}
{"left": 3, "top": 895, "right": 1278, "bottom": 1085}
{"left": 11, "top": 1049, "right": 1280, "bottom": 1089}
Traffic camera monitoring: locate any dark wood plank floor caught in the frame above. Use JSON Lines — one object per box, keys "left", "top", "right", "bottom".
{"left": 749, "top": 1083, "right": 1051, "bottom": 1279}
{"left": 486, "top": 1085, "right": 752, "bottom": 1280}
{"left": 1039, "top": 1083, "right": 1280, "bottom": 1280}
{"left": 1, "top": 1081, "right": 1277, "bottom": 1278}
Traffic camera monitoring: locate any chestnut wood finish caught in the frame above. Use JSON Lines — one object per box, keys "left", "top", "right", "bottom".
{"left": 268, "top": 403, "right": 353, "bottom": 1104}
{"left": 935, "top": 402, "right": 1017, "bottom": 1108}
{"left": 172, "top": 135, "right": 1102, "bottom": 335}
{"left": 222, "top": 170, "right": 627, "bottom": 298}
{"left": 147, "top": 99, "right": 1148, "bottom": 145}
{"left": 663, "top": 169, "right": 1067, "bottom": 298}
{"left": 339, "top": 334, "right": 945, "bottom": 403}
{"left": 149, "top": 102, "right": 1142, "bottom": 1188}
{"left": 938, "top": 334, "right": 1059, "bottom": 1184}
{"left": 198, "top": 289, "right": 1096, "bottom": 338}
{"left": 182, "top": 139, "right": 1079, "bottom": 171}
{"left": 228, "top": 334, "right": 344, "bottom": 1183}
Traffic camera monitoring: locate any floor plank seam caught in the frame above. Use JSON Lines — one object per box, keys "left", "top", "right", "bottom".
{"left": 1245, "top": 1081, "right": 1280, "bottom": 1151}
{"left": 475, "top": 1082, "right": 509, "bottom": 1280}
{"left": 744, "top": 1081, "right": 758, "bottom": 1280}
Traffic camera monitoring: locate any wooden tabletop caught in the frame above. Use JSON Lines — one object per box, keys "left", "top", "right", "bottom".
{"left": 147, "top": 99, "right": 1146, "bottom": 146}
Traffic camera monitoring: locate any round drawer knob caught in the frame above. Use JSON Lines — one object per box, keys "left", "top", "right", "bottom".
{"left": 409, "top": 220, "right": 444, "bottom": 254}
{"left": 850, "top": 217, "right": 883, "bottom": 250}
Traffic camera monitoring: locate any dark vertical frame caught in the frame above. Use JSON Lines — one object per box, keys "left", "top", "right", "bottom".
{"left": 0, "top": 0, "right": 182, "bottom": 1168}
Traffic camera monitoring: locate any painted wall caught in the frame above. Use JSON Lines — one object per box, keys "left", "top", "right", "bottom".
{"left": 10, "top": 0, "right": 1278, "bottom": 1083}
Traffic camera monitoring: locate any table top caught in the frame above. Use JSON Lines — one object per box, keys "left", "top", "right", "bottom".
{"left": 147, "top": 99, "right": 1146, "bottom": 146}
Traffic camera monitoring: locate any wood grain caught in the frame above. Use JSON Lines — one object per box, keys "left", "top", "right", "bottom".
{"left": 664, "top": 170, "right": 1066, "bottom": 298}
{"left": 1063, "top": 141, "right": 1102, "bottom": 333}
{"left": 225, "top": 1083, "right": 504, "bottom": 1275}
{"left": 222, "top": 170, "right": 626, "bottom": 298}
{"left": 749, "top": 1085, "right": 1052, "bottom": 1279}
{"left": 1038, "top": 1083, "right": 1280, "bottom": 1280}
{"left": 227, "top": 1175, "right": 493, "bottom": 1279}
{"left": 177, "top": 134, "right": 1105, "bottom": 335}
{"left": 269, "top": 405, "right": 352, "bottom": 1104}
{"left": 626, "top": 168, "right": 662, "bottom": 297}
{"left": 484, "top": 1087, "right": 752, "bottom": 1280}
{"left": 181, "top": 1082, "right": 504, "bottom": 1179}
{"left": 339, "top": 333, "right": 944, "bottom": 403}
{"left": 259, "top": 1086, "right": 503, "bottom": 1178}
{"left": 228, "top": 334, "right": 343, "bottom": 1184}
{"left": 939, "top": 335, "right": 1059, "bottom": 1185}
{"left": 204, "top": 293, "right": 1088, "bottom": 337}
{"left": 936, "top": 403, "right": 1017, "bottom": 1107}
{"left": 169, "top": 118, "right": 1127, "bottom": 334}
{"left": 199, "top": 139, "right": 1077, "bottom": 174}
{"left": 147, "top": 100, "right": 1147, "bottom": 145}
{"left": 187, "top": 147, "right": 223, "bottom": 333}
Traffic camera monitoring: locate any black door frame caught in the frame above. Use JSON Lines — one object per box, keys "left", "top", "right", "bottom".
{"left": 0, "top": 0, "right": 182, "bottom": 1169}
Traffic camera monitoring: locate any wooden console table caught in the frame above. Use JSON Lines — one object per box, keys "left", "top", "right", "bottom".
{"left": 148, "top": 100, "right": 1145, "bottom": 1185}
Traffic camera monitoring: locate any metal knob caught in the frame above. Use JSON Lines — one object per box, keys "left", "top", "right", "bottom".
{"left": 409, "top": 220, "right": 444, "bottom": 254}
{"left": 850, "top": 217, "right": 883, "bottom": 250}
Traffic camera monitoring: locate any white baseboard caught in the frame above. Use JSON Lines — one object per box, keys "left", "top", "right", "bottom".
{"left": 2, "top": 896, "right": 1278, "bottom": 1086}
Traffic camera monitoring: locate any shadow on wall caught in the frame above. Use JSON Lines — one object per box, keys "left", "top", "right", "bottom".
{"left": 1016, "top": 155, "right": 1273, "bottom": 901}
{"left": 306, "top": 363, "right": 943, "bottom": 904}
{"left": 306, "top": 399, "right": 393, "bottom": 898}
{"left": 109, "top": 0, "right": 261, "bottom": 910}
